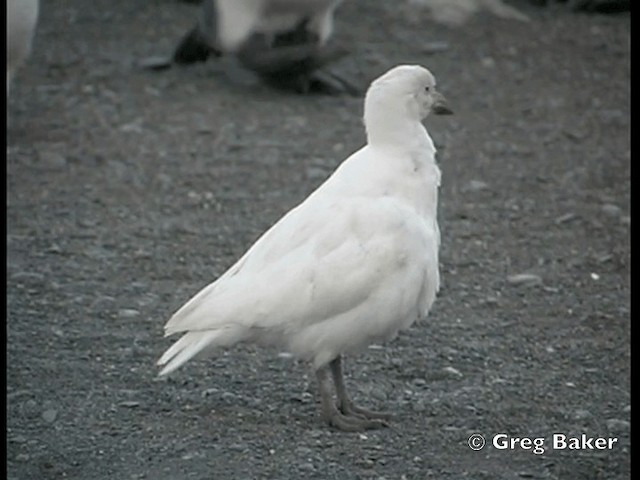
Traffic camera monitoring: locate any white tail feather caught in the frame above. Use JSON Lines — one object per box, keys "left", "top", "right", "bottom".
{"left": 157, "top": 325, "right": 246, "bottom": 376}
{"left": 157, "top": 330, "right": 223, "bottom": 376}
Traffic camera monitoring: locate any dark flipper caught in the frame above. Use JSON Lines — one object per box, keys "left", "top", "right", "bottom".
{"left": 236, "top": 22, "right": 358, "bottom": 96}
{"left": 173, "top": 27, "right": 219, "bottom": 64}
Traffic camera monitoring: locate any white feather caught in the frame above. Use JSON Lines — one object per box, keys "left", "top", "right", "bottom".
{"left": 214, "top": 0, "right": 340, "bottom": 51}
{"left": 158, "top": 64, "right": 446, "bottom": 374}
{"left": 7, "top": 0, "right": 39, "bottom": 98}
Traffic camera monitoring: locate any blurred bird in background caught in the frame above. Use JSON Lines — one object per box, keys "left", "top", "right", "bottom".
{"left": 157, "top": 64, "right": 452, "bottom": 431}
{"left": 7, "top": 0, "right": 39, "bottom": 98}
{"left": 145, "top": 0, "right": 359, "bottom": 95}
{"left": 528, "top": 0, "right": 629, "bottom": 13}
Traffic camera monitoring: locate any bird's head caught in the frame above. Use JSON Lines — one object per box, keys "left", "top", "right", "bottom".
{"left": 364, "top": 65, "right": 452, "bottom": 127}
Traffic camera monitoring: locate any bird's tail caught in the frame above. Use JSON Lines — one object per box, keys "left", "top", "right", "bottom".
{"left": 157, "top": 326, "right": 243, "bottom": 376}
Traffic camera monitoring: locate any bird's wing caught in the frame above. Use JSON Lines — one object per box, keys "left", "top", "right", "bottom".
{"left": 163, "top": 195, "right": 435, "bottom": 337}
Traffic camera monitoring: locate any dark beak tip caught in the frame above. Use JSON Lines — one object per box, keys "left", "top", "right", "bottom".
{"left": 433, "top": 105, "right": 454, "bottom": 115}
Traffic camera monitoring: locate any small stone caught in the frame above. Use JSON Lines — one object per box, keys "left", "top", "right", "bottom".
{"left": 601, "top": 204, "right": 621, "bottom": 217}
{"left": 119, "top": 309, "right": 140, "bottom": 318}
{"left": 202, "top": 388, "right": 219, "bottom": 397}
{"left": 573, "top": 409, "right": 592, "bottom": 420}
{"left": 370, "top": 387, "right": 388, "bottom": 402}
{"left": 139, "top": 55, "right": 172, "bottom": 71}
{"left": 606, "top": 418, "right": 630, "bottom": 432}
{"left": 481, "top": 57, "right": 496, "bottom": 68}
{"left": 555, "top": 213, "right": 578, "bottom": 225}
{"left": 299, "top": 462, "right": 315, "bottom": 472}
{"left": 22, "top": 399, "right": 38, "bottom": 416}
{"left": 47, "top": 244, "right": 63, "bottom": 254}
{"left": 296, "top": 447, "right": 313, "bottom": 456}
{"left": 39, "top": 151, "right": 68, "bottom": 169}
{"left": 221, "top": 391, "right": 237, "bottom": 402}
{"left": 412, "top": 401, "right": 426, "bottom": 413}
{"left": 11, "top": 271, "right": 45, "bottom": 282}
{"left": 507, "top": 273, "right": 542, "bottom": 286}
{"left": 119, "top": 401, "right": 140, "bottom": 408}
{"left": 10, "top": 435, "right": 27, "bottom": 444}
{"left": 306, "top": 166, "right": 328, "bottom": 181}
{"left": 421, "top": 41, "right": 449, "bottom": 54}
{"left": 466, "top": 179, "right": 489, "bottom": 192}
{"left": 42, "top": 409, "right": 58, "bottom": 423}
{"left": 443, "top": 366, "right": 463, "bottom": 377}
{"left": 390, "top": 358, "right": 403, "bottom": 367}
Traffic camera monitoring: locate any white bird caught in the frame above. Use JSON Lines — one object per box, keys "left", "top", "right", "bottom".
{"left": 7, "top": 0, "right": 39, "bottom": 98}
{"left": 193, "top": 0, "right": 341, "bottom": 55}
{"left": 146, "top": 0, "right": 355, "bottom": 94}
{"left": 158, "top": 64, "right": 452, "bottom": 431}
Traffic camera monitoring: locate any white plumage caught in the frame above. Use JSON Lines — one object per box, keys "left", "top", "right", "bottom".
{"left": 7, "top": 0, "right": 39, "bottom": 98}
{"left": 158, "top": 64, "right": 451, "bottom": 431}
{"left": 211, "top": 0, "right": 341, "bottom": 52}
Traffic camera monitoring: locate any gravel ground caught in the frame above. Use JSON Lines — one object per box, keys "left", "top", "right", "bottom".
{"left": 7, "top": 1, "right": 630, "bottom": 479}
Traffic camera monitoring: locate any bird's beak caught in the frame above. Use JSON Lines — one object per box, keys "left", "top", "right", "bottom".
{"left": 431, "top": 91, "right": 453, "bottom": 115}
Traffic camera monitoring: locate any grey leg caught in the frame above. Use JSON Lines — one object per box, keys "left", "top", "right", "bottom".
{"left": 330, "top": 355, "right": 393, "bottom": 422}
{"left": 316, "top": 365, "right": 388, "bottom": 431}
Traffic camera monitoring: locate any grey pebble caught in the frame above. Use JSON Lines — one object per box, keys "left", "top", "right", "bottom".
{"left": 119, "top": 309, "right": 140, "bottom": 318}
{"left": 422, "top": 41, "right": 450, "bottom": 54}
{"left": 555, "top": 212, "right": 578, "bottom": 225}
{"left": 202, "top": 388, "right": 220, "bottom": 397}
{"left": 465, "top": 179, "right": 489, "bottom": 192}
{"left": 42, "top": 409, "right": 58, "bottom": 423}
{"left": 507, "top": 273, "right": 543, "bottom": 286}
{"left": 11, "top": 271, "right": 45, "bottom": 282}
{"left": 299, "top": 462, "right": 315, "bottom": 472}
{"left": 39, "top": 151, "right": 68, "bottom": 169}
{"left": 412, "top": 401, "right": 426, "bottom": 413}
{"left": 573, "top": 409, "right": 592, "bottom": 420}
{"left": 606, "top": 418, "right": 630, "bottom": 432}
{"left": 601, "top": 204, "right": 621, "bottom": 217}
{"left": 443, "top": 366, "right": 463, "bottom": 377}
{"left": 221, "top": 391, "right": 237, "bottom": 402}
{"left": 370, "top": 387, "right": 388, "bottom": 402}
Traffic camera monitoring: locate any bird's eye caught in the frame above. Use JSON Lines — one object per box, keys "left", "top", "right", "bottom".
{"left": 424, "top": 86, "right": 430, "bottom": 92}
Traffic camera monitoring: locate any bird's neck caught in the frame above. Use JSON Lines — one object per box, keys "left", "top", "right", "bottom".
{"left": 365, "top": 119, "right": 436, "bottom": 160}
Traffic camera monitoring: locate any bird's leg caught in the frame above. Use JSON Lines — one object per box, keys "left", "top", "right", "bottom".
{"left": 330, "top": 355, "right": 393, "bottom": 422}
{"left": 316, "top": 365, "right": 387, "bottom": 431}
